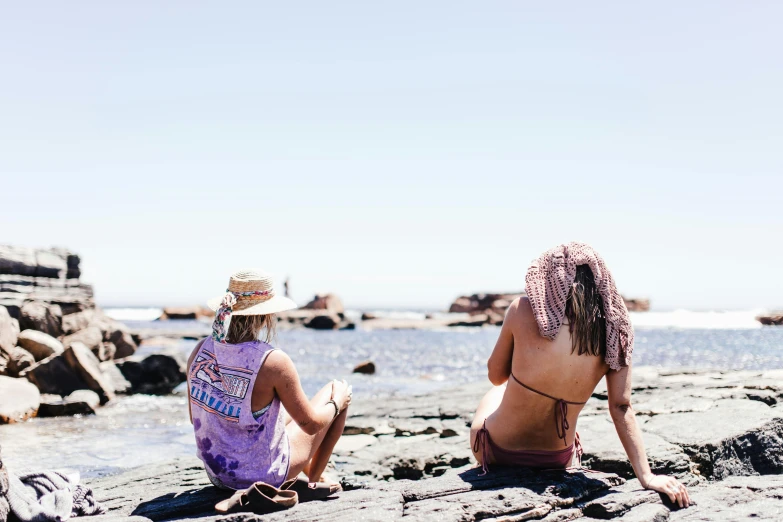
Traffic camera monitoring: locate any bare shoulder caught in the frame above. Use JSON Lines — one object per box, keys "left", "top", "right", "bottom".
{"left": 263, "top": 349, "right": 295, "bottom": 374}
{"left": 507, "top": 297, "right": 538, "bottom": 330}
{"left": 187, "top": 338, "right": 207, "bottom": 369}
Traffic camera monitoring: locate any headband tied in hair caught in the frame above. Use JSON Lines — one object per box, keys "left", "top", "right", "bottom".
{"left": 212, "top": 290, "right": 271, "bottom": 342}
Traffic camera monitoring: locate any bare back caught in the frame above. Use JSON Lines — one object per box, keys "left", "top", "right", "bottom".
{"left": 485, "top": 297, "right": 609, "bottom": 451}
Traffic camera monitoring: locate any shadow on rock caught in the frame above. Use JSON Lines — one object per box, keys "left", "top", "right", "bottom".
{"left": 131, "top": 486, "right": 229, "bottom": 521}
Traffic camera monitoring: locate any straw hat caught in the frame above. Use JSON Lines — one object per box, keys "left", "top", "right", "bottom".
{"left": 207, "top": 270, "right": 297, "bottom": 316}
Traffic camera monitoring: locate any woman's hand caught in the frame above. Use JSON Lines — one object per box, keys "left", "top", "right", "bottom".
{"left": 644, "top": 475, "right": 690, "bottom": 508}
{"left": 331, "top": 379, "right": 352, "bottom": 411}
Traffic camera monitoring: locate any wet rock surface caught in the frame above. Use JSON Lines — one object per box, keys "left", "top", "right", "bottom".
{"left": 76, "top": 368, "right": 783, "bottom": 520}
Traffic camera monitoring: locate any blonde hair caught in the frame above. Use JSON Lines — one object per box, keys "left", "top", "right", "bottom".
{"left": 226, "top": 314, "right": 276, "bottom": 344}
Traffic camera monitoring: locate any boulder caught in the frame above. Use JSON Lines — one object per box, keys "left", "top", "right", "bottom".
{"left": 353, "top": 360, "right": 376, "bottom": 374}
{"left": 623, "top": 297, "right": 651, "bottom": 312}
{"left": 61, "top": 309, "right": 95, "bottom": 335}
{"left": 0, "top": 306, "right": 19, "bottom": 353}
{"left": 62, "top": 326, "right": 103, "bottom": 352}
{"left": 302, "top": 293, "right": 344, "bottom": 314}
{"left": 63, "top": 342, "right": 115, "bottom": 404}
{"left": 93, "top": 342, "right": 116, "bottom": 362}
{"left": 108, "top": 328, "right": 137, "bottom": 359}
{"left": 16, "top": 330, "right": 64, "bottom": 361}
{"left": 361, "top": 312, "right": 378, "bottom": 321}
{"left": 0, "top": 375, "right": 40, "bottom": 423}
{"left": 18, "top": 301, "right": 63, "bottom": 337}
{"left": 304, "top": 314, "right": 341, "bottom": 330}
{"left": 117, "top": 352, "right": 186, "bottom": 395}
{"left": 37, "top": 390, "right": 100, "bottom": 417}
{"left": 99, "top": 361, "right": 132, "bottom": 394}
{"left": 20, "top": 352, "right": 88, "bottom": 396}
{"left": 5, "top": 347, "right": 34, "bottom": 377}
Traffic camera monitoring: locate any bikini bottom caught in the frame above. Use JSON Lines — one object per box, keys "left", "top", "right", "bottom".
{"left": 473, "top": 420, "right": 583, "bottom": 474}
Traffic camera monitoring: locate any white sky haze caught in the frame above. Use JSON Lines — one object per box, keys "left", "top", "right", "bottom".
{"left": 1, "top": 3, "right": 781, "bottom": 310}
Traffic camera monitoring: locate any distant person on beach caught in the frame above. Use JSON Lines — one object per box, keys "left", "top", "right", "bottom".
{"left": 187, "top": 270, "right": 351, "bottom": 497}
{"left": 470, "top": 243, "right": 690, "bottom": 508}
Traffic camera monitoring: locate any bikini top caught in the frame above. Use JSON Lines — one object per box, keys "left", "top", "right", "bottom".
{"left": 510, "top": 372, "right": 586, "bottom": 446}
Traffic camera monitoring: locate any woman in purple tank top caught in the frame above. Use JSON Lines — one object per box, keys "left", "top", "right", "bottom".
{"left": 187, "top": 270, "right": 352, "bottom": 492}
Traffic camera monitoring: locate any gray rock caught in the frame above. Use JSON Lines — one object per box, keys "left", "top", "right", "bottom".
{"left": 16, "top": 329, "right": 64, "bottom": 361}
{"left": 304, "top": 314, "right": 340, "bottom": 330}
{"left": 0, "top": 306, "right": 19, "bottom": 353}
{"left": 109, "top": 328, "right": 137, "bottom": 359}
{"left": 0, "top": 375, "right": 40, "bottom": 423}
{"left": 353, "top": 361, "right": 376, "bottom": 374}
{"left": 19, "top": 301, "right": 63, "bottom": 338}
{"left": 20, "top": 351, "right": 89, "bottom": 396}
{"left": 99, "top": 361, "right": 132, "bottom": 394}
{"left": 37, "top": 389, "right": 100, "bottom": 417}
{"left": 94, "top": 342, "right": 117, "bottom": 362}
{"left": 643, "top": 399, "right": 783, "bottom": 479}
{"left": 63, "top": 326, "right": 103, "bottom": 352}
{"left": 117, "top": 352, "right": 186, "bottom": 395}
{"left": 579, "top": 416, "right": 692, "bottom": 478}
{"left": 5, "top": 346, "right": 34, "bottom": 377}
{"left": 63, "top": 342, "right": 115, "bottom": 404}
{"left": 62, "top": 309, "right": 96, "bottom": 335}
{"left": 668, "top": 475, "right": 783, "bottom": 521}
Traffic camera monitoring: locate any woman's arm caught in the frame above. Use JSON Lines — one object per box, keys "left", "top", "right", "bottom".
{"left": 266, "top": 350, "right": 345, "bottom": 436}
{"left": 487, "top": 299, "right": 517, "bottom": 385}
{"left": 606, "top": 364, "right": 690, "bottom": 507}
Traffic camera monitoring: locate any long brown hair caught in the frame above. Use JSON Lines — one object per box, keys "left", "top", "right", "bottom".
{"left": 565, "top": 265, "right": 606, "bottom": 358}
{"left": 226, "top": 314, "right": 276, "bottom": 344}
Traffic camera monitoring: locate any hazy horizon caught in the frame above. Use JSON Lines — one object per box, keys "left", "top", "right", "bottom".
{"left": 2, "top": 3, "right": 781, "bottom": 311}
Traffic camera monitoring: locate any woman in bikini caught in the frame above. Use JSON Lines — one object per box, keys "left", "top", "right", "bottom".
{"left": 470, "top": 243, "right": 690, "bottom": 509}
{"left": 187, "top": 270, "right": 351, "bottom": 497}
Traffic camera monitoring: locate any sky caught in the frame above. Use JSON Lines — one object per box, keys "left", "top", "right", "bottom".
{"left": 1, "top": 2, "right": 781, "bottom": 311}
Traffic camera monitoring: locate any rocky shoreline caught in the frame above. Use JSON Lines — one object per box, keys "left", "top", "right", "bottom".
{"left": 0, "top": 246, "right": 187, "bottom": 424}
{"left": 2, "top": 367, "right": 778, "bottom": 521}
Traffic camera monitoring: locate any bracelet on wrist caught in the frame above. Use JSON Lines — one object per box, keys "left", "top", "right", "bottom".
{"left": 326, "top": 399, "right": 339, "bottom": 419}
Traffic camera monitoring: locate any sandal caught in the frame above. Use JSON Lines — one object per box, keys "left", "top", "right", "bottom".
{"left": 214, "top": 482, "right": 298, "bottom": 514}
{"left": 281, "top": 477, "right": 342, "bottom": 502}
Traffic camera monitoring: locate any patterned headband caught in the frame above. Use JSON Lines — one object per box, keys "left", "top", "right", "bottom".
{"left": 212, "top": 290, "right": 272, "bottom": 342}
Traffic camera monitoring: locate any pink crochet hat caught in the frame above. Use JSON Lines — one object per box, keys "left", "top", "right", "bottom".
{"left": 524, "top": 242, "right": 633, "bottom": 371}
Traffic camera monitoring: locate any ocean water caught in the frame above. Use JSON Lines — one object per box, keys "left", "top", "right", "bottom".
{"left": 1, "top": 309, "right": 781, "bottom": 479}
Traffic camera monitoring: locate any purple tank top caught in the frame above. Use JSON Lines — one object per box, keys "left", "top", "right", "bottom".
{"left": 188, "top": 337, "right": 290, "bottom": 489}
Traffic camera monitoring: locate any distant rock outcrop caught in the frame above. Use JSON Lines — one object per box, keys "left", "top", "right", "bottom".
{"left": 447, "top": 292, "right": 524, "bottom": 327}
{"left": 158, "top": 306, "right": 213, "bottom": 321}
{"left": 623, "top": 297, "right": 651, "bottom": 312}
{"left": 302, "top": 293, "right": 345, "bottom": 314}
{"left": 756, "top": 313, "right": 783, "bottom": 326}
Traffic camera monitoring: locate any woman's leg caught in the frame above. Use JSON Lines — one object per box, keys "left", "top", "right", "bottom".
{"left": 469, "top": 384, "right": 506, "bottom": 466}
{"left": 285, "top": 381, "right": 348, "bottom": 483}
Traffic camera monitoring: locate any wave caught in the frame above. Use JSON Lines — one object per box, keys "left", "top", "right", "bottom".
{"left": 630, "top": 309, "right": 765, "bottom": 330}
{"left": 104, "top": 308, "right": 163, "bottom": 322}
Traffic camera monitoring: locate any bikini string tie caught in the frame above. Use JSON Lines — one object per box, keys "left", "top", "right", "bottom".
{"left": 473, "top": 421, "right": 491, "bottom": 476}
{"left": 555, "top": 399, "right": 570, "bottom": 446}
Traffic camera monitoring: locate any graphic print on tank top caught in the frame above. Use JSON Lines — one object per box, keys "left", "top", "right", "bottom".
{"left": 189, "top": 348, "right": 253, "bottom": 422}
